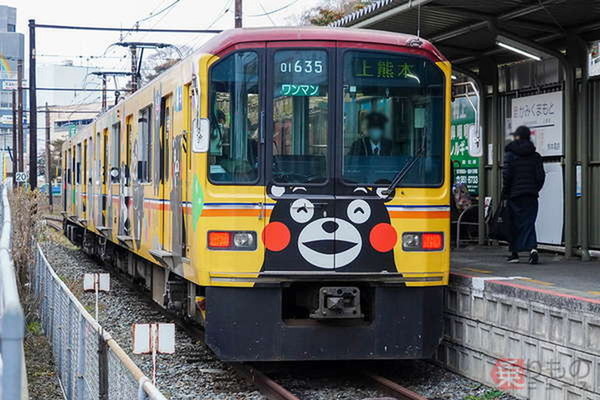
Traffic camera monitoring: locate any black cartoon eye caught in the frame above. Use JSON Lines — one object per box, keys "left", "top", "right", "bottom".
{"left": 290, "top": 199, "right": 314, "bottom": 223}
{"left": 347, "top": 199, "right": 371, "bottom": 224}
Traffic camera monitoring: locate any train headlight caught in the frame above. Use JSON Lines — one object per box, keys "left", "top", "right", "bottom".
{"left": 402, "top": 232, "right": 444, "bottom": 251}
{"left": 208, "top": 231, "right": 257, "bottom": 250}
{"left": 402, "top": 233, "right": 421, "bottom": 250}
{"left": 233, "top": 232, "right": 255, "bottom": 249}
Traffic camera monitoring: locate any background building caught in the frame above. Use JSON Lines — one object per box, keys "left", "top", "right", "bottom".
{"left": 0, "top": 4, "right": 24, "bottom": 167}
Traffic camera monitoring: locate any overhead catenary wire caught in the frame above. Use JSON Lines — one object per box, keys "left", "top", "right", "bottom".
{"left": 33, "top": 23, "right": 221, "bottom": 33}
{"left": 246, "top": 0, "right": 298, "bottom": 17}
{"left": 136, "top": 0, "right": 182, "bottom": 24}
{"left": 256, "top": 0, "right": 277, "bottom": 26}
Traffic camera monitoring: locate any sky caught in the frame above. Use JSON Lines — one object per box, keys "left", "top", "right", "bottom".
{"left": 4, "top": 0, "right": 321, "bottom": 72}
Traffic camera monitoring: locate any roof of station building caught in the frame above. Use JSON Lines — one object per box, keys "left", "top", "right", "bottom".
{"left": 328, "top": 0, "right": 600, "bottom": 67}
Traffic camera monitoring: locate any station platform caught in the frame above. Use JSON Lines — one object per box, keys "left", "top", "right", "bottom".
{"left": 452, "top": 246, "right": 600, "bottom": 307}
{"left": 436, "top": 245, "right": 600, "bottom": 400}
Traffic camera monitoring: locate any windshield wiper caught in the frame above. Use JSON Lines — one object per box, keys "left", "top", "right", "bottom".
{"left": 382, "top": 142, "right": 427, "bottom": 197}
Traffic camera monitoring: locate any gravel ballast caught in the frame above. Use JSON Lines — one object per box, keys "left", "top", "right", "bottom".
{"left": 38, "top": 229, "right": 515, "bottom": 400}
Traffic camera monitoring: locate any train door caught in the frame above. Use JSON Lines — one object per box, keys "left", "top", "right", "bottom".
{"left": 63, "top": 150, "right": 68, "bottom": 213}
{"left": 160, "top": 94, "right": 173, "bottom": 252}
{"left": 118, "top": 116, "right": 133, "bottom": 237}
{"left": 76, "top": 143, "right": 82, "bottom": 217}
{"left": 180, "top": 84, "right": 191, "bottom": 258}
{"left": 101, "top": 129, "right": 109, "bottom": 227}
{"left": 109, "top": 122, "right": 121, "bottom": 234}
{"left": 68, "top": 148, "right": 74, "bottom": 215}
{"left": 263, "top": 45, "right": 336, "bottom": 272}
{"left": 82, "top": 140, "right": 87, "bottom": 220}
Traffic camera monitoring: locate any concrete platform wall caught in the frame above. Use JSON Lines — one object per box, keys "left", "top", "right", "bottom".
{"left": 437, "top": 274, "right": 600, "bottom": 400}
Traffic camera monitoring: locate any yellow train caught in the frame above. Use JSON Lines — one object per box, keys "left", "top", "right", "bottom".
{"left": 62, "top": 27, "right": 451, "bottom": 361}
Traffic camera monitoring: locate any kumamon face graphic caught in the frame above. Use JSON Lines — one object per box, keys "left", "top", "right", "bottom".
{"left": 262, "top": 186, "right": 397, "bottom": 272}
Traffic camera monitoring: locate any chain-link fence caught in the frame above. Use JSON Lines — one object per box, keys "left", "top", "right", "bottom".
{"left": 0, "top": 182, "right": 27, "bottom": 400}
{"left": 33, "top": 244, "right": 167, "bottom": 400}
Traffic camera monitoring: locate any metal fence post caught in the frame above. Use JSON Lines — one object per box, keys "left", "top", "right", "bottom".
{"left": 32, "top": 243, "right": 167, "bottom": 400}
{"left": 98, "top": 331, "right": 109, "bottom": 400}
{"left": 76, "top": 313, "right": 86, "bottom": 400}
{"left": 65, "top": 300, "right": 74, "bottom": 399}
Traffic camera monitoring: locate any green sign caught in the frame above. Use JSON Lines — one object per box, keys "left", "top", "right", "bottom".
{"left": 68, "top": 125, "right": 77, "bottom": 137}
{"left": 280, "top": 84, "right": 320, "bottom": 96}
{"left": 451, "top": 96, "right": 479, "bottom": 194}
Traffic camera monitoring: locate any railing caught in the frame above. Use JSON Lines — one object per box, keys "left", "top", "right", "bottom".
{"left": 32, "top": 241, "right": 167, "bottom": 399}
{"left": 0, "top": 182, "right": 27, "bottom": 400}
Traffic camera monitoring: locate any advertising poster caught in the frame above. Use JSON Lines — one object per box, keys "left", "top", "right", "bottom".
{"left": 536, "top": 162, "right": 564, "bottom": 245}
{"left": 451, "top": 96, "right": 479, "bottom": 194}
{"left": 511, "top": 91, "right": 563, "bottom": 156}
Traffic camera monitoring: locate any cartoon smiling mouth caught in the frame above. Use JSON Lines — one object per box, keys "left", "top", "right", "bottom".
{"left": 302, "top": 239, "right": 358, "bottom": 254}
{"left": 297, "top": 217, "right": 363, "bottom": 269}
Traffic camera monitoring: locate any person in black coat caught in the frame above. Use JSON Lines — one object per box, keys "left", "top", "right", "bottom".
{"left": 349, "top": 112, "right": 393, "bottom": 156}
{"left": 501, "top": 125, "right": 546, "bottom": 264}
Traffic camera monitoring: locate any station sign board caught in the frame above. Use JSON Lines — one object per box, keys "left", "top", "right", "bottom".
{"left": 511, "top": 91, "right": 563, "bottom": 157}
{"left": 0, "top": 114, "right": 12, "bottom": 125}
{"left": 451, "top": 96, "right": 479, "bottom": 194}
{"left": 1, "top": 80, "right": 17, "bottom": 90}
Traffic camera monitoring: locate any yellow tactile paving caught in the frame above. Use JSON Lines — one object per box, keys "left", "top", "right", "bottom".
{"left": 517, "top": 278, "right": 554, "bottom": 286}
{"left": 461, "top": 267, "right": 493, "bottom": 274}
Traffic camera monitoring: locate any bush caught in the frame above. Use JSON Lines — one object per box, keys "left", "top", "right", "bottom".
{"left": 10, "top": 186, "right": 44, "bottom": 329}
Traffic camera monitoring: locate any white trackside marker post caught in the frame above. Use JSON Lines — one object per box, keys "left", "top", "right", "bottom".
{"left": 132, "top": 323, "right": 175, "bottom": 386}
{"left": 83, "top": 273, "right": 110, "bottom": 321}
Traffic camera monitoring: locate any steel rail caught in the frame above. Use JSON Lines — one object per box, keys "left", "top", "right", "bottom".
{"left": 232, "top": 364, "right": 301, "bottom": 400}
{"left": 365, "top": 372, "right": 429, "bottom": 400}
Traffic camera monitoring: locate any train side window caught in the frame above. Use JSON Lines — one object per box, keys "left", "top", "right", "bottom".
{"left": 208, "top": 51, "right": 260, "bottom": 184}
{"left": 138, "top": 106, "right": 152, "bottom": 183}
{"left": 76, "top": 143, "right": 81, "bottom": 184}
{"left": 111, "top": 123, "right": 120, "bottom": 183}
{"left": 66, "top": 150, "right": 71, "bottom": 184}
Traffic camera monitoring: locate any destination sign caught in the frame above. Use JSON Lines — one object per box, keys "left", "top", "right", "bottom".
{"left": 352, "top": 58, "right": 417, "bottom": 80}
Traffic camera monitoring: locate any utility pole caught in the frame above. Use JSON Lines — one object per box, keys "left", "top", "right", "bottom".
{"left": 29, "top": 19, "right": 38, "bottom": 190}
{"left": 17, "top": 59, "right": 23, "bottom": 173}
{"left": 11, "top": 90, "right": 16, "bottom": 187}
{"left": 45, "top": 103, "right": 53, "bottom": 209}
{"left": 235, "top": 0, "right": 242, "bottom": 28}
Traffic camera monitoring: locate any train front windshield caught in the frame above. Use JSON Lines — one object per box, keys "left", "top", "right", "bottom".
{"left": 209, "top": 47, "right": 446, "bottom": 187}
{"left": 342, "top": 50, "right": 445, "bottom": 187}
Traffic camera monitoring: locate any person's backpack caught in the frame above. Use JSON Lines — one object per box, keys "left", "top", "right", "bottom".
{"left": 488, "top": 201, "right": 512, "bottom": 242}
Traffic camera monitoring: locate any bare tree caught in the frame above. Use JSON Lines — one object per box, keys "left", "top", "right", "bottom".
{"left": 141, "top": 45, "right": 191, "bottom": 83}
{"left": 295, "top": 0, "right": 374, "bottom": 26}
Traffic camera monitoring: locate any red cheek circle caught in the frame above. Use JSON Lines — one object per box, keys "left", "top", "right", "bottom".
{"left": 262, "top": 222, "right": 291, "bottom": 252}
{"left": 369, "top": 223, "right": 397, "bottom": 252}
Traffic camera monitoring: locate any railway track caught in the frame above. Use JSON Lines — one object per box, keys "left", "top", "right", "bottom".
{"left": 365, "top": 372, "right": 430, "bottom": 400}
{"left": 41, "top": 222, "right": 432, "bottom": 400}
{"left": 43, "top": 215, "right": 63, "bottom": 231}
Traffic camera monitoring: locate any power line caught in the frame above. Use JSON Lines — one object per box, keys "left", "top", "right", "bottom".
{"left": 136, "top": 0, "right": 182, "bottom": 23}
{"left": 183, "top": 0, "right": 233, "bottom": 54}
{"left": 256, "top": 0, "right": 277, "bottom": 26}
{"left": 247, "top": 0, "right": 298, "bottom": 17}
{"left": 33, "top": 23, "right": 221, "bottom": 34}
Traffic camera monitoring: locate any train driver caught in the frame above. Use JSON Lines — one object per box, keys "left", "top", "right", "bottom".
{"left": 348, "top": 111, "right": 392, "bottom": 156}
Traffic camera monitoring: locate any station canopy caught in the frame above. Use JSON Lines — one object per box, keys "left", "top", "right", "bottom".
{"left": 330, "top": 0, "right": 600, "bottom": 67}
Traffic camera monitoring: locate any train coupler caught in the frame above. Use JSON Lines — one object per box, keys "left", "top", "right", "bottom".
{"left": 309, "top": 286, "right": 363, "bottom": 319}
